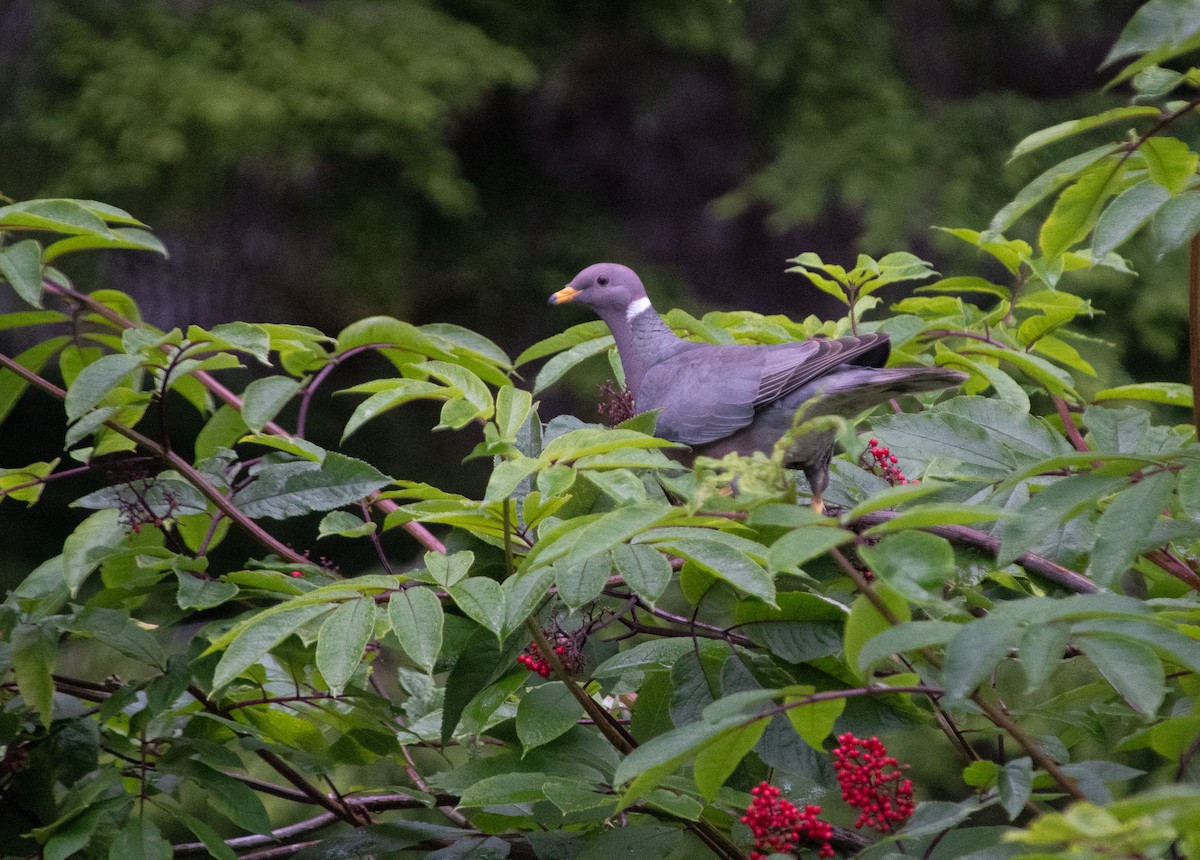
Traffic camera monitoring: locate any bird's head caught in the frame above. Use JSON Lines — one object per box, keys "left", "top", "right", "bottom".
{"left": 550, "top": 263, "right": 650, "bottom": 320}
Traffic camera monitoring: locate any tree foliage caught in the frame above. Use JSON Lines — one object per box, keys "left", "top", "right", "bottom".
{"left": 3, "top": 4, "right": 1200, "bottom": 859}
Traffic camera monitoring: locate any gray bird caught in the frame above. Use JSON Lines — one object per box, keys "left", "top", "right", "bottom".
{"left": 550, "top": 262, "right": 966, "bottom": 511}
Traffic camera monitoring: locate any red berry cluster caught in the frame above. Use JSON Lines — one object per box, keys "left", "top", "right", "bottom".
{"left": 517, "top": 642, "right": 553, "bottom": 677}
{"left": 597, "top": 379, "right": 637, "bottom": 426}
{"left": 862, "top": 438, "right": 915, "bottom": 486}
{"left": 832, "top": 733, "right": 914, "bottom": 832}
{"left": 741, "top": 782, "right": 834, "bottom": 859}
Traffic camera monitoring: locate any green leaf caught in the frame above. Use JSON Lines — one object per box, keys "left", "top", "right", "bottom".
{"left": 532, "top": 335, "right": 617, "bottom": 395}
{"left": 1087, "top": 470, "right": 1175, "bottom": 587}
{"left": 316, "top": 598, "right": 376, "bottom": 694}
{"left": 554, "top": 555, "right": 613, "bottom": 611}
{"left": 108, "top": 817, "right": 172, "bottom": 860}
{"left": 233, "top": 453, "right": 392, "bottom": 519}
{"left": 785, "top": 693, "right": 845, "bottom": 748}
{"left": 494, "top": 386, "right": 533, "bottom": 440}
{"left": 693, "top": 718, "right": 767, "bottom": 799}
{"left": 1020, "top": 622, "right": 1072, "bottom": 692}
{"left": 863, "top": 503, "right": 1004, "bottom": 536}
{"left": 766, "top": 524, "right": 854, "bottom": 572}
{"left": 426, "top": 550, "right": 475, "bottom": 587}
{"left": 413, "top": 360, "right": 494, "bottom": 427}
{"left": 592, "top": 639, "right": 696, "bottom": 677}
{"left": 858, "top": 531, "right": 955, "bottom": 600}
{"left": 612, "top": 718, "right": 737, "bottom": 805}
{"left": 388, "top": 587, "right": 443, "bottom": 673}
{"left": 988, "top": 144, "right": 1118, "bottom": 237}
{"left": 240, "top": 375, "right": 301, "bottom": 432}
{"left": 1093, "top": 382, "right": 1193, "bottom": 408}
{"left": 212, "top": 603, "right": 334, "bottom": 690}
{"left": 516, "top": 682, "right": 585, "bottom": 752}
{"left": 943, "top": 617, "right": 1021, "bottom": 701}
{"left": 1142, "top": 136, "right": 1199, "bottom": 193}
{"left": 735, "top": 592, "right": 846, "bottom": 662}
{"left": 655, "top": 537, "right": 774, "bottom": 604}
{"left": 457, "top": 772, "right": 550, "bottom": 807}
{"left": 176, "top": 572, "right": 238, "bottom": 611}
{"left": 12, "top": 623, "right": 56, "bottom": 728}
{"left": 915, "top": 275, "right": 1011, "bottom": 299}
{"left": 483, "top": 457, "right": 541, "bottom": 502}
{"left": 611, "top": 543, "right": 672, "bottom": 605}
{"left": 999, "top": 757, "right": 1033, "bottom": 820}
{"left": 1039, "top": 159, "right": 1124, "bottom": 260}
{"left": 1075, "top": 633, "right": 1166, "bottom": 717}
{"left": 502, "top": 564, "right": 555, "bottom": 637}
{"left": 44, "top": 227, "right": 166, "bottom": 264}
{"left": 540, "top": 428, "right": 677, "bottom": 464}
{"left": 0, "top": 198, "right": 112, "bottom": 235}
{"left": 317, "top": 510, "right": 376, "bottom": 538}
{"left": 0, "top": 336, "right": 68, "bottom": 425}
{"left": 64, "top": 353, "right": 143, "bottom": 421}
{"left": 1092, "top": 181, "right": 1171, "bottom": 258}
{"left": 843, "top": 584, "right": 911, "bottom": 680}
{"left": 1152, "top": 188, "right": 1200, "bottom": 259}
{"left": 856, "top": 620, "right": 961, "bottom": 674}
{"left": 1010, "top": 107, "right": 1160, "bottom": 161}
{"left": 449, "top": 577, "right": 506, "bottom": 639}
{"left": 1104, "top": 0, "right": 1200, "bottom": 65}
{"left": 62, "top": 508, "right": 125, "bottom": 593}
{"left": 0, "top": 239, "right": 44, "bottom": 307}
{"left": 515, "top": 320, "right": 610, "bottom": 366}
{"left": 342, "top": 379, "right": 447, "bottom": 440}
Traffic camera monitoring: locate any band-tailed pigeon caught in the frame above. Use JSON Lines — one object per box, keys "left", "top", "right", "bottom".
{"left": 549, "top": 262, "right": 966, "bottom": 511}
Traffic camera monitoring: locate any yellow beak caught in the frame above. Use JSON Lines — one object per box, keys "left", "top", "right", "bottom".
{"left": 549, "top": 285, "right": 581, "bottom": 305}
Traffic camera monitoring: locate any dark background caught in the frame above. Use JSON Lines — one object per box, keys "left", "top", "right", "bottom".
{"left": 0, "top": 0, "right": 1177, "bottom": 577}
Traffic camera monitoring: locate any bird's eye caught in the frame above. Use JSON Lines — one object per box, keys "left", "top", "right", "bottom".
{"left": 597, "top": 276, "right": 609, "bottom": 286}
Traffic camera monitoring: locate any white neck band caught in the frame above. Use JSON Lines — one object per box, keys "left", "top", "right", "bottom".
{"left": 625, "top": 297, "right": 651, "bottom": 320}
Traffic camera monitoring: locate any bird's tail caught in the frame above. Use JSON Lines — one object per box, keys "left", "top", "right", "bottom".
{"left": 804, "top": 366, "right": 967, "bottom": 416}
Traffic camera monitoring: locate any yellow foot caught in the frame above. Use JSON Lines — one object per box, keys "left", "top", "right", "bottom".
{"left": 809, "top": 495, "right": 825, "bottom": 515}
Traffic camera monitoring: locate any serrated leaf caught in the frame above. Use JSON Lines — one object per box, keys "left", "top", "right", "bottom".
{"left": 1087, "top": 470, "right": 1175, "bottom": 587}
{"left": 212, "top": 603, "right": 334, "bottom": 690}
{"left": 1142, "top": 136, "right": 1199, "bottom": 194}
{"left": 1094, "top": 382, "right": 1193, "bottom": 408}
{"left": 785, "top": 694, "right": 844, "bottom": 749}
{"left": 233, "top": 453, "right": 392, "bottom": 519}
{"left": 766, "top": 525, "right": 854, "bottom": 572}
{"left": 843, "top": 584, "right": 911, "bottom": 680}
{"left": 457, "top": 772, "right": 549, "bottom": 807}
{"left": 1075, "top": 633, "right": 1165, "bottom": 717}
{"left": 611, "top": 543, "right": 671, "bottom": 605}
{"left": 0, "top": 239, "right": 44, "bottom": 307}
{"left": 693, "top": 718, "right": 767, "bottom": 799}
{"left": 1152, "top": 188, "right": 1200, "bottom": 259}
{"left": 556, "top": 554, "right": 613, "bottom": 611}
{"left": 1092, "top": 181, "right": 1172, "bottom": 258}
{"left": 12, "top": 623, "right": 56, "bottom": 728}
{"left": 449, "top": 577, "right": 505, "bottom": 639}
{"left": 988, "top": 144, "right": 1118, "bottom": 237}
{"left": 388, "top": 587, "right": 443, "bottom": 673}
{"left": 62, "top": 508, "right": 125, "bottom": 593}
{"left": 516, "top": 682, "right": 584, "bottom": 752}
{"left": 1039, "top": 159, "right": 1125, "bottom": 260}
{"left": 656, "top": 537, "right": 775, "bottom": 604}
{"left": 855, "top": 620, "right": 961, "bottom": 674}
{"left": 316, "top": 598, "right": 376, "bottom": 694}
{"left": 943, "top": 617, "right": 1021, "bottom": 701}
{"left": 240, "top": 376, "right": 301, "bottom": 432}
{"left": 64, "top": 353, "right": 143, "bottom": 421}
{"left": 317, "top": 510, "right": 376, "bottom": 538}
{"left": 1010, "top": 107, "right": 1159, "bottom": 161}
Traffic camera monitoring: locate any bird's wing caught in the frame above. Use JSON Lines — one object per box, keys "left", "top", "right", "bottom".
{"left": 637, "top": 333, "right": 892, "bottom": 447}
{"left": 754, "top": 332, "right": 891, "bottom": 408}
